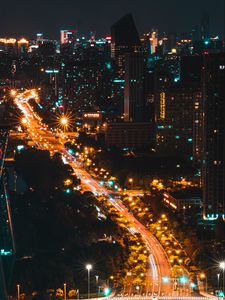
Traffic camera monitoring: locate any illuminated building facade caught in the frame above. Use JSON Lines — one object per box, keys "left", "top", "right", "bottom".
{"left": 60, "top": 30, "right": 77, "bottom": 45}
{"left": 155, "top": 85, "right": 201, "bottom": 158}
{"left": 61, "top": 39, "right": 113, "bottom": 113}
{"left": 202, "top": 53, "right": 225, "bottom": 220}
{"left": 36, "top": 33, "right": 44, "bottom": 44}
{"left": 150, "top": 29, "right": 158, "bottom": 54}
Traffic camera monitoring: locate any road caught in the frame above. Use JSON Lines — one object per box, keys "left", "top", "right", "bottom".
{"left": 14, "top": 90, "right": 173, "bottom": 296}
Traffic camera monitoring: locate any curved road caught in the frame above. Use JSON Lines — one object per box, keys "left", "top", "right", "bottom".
{"left": 14, "top": 90, "right": 173, "bottom": 296}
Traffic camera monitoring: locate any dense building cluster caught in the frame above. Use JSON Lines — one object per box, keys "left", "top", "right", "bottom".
{"left": 0, "top": 13, "right": 225, "bottom": 234}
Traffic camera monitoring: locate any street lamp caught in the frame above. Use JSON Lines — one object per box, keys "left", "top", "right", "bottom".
{"left": 128, "top": 178, "right": 133, "bottom": 189}
{"left": 17, "top": 284, "right": 20, "bottom": 300}
{"left": 219, "top": 261, "right": 225, "bottom": 293}
{"left": 95, "top": 275, "right": 99, "bottom": 297}
{"left": 21, "top": 117, "right": 28, "bottom": 125}
{"left": 217, "top": 273, "right": 220, "bottom": 289}
{"left": 199, "top": 273, "right": 207, "bottom": 292}
{"left": 60, "top": 116, "right": 68, "bottom": 126}
{"left": 86, "top": 264, "right": 92, "bottom": 299}
{"left": 11, "top": 90, "right": 17, "bottom": 97}
{"left": 64, "top": 283, "right": 67, "bottom": 300}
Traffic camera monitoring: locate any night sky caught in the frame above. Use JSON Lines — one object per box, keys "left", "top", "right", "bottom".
{"left": 0, "top": 0, "right": 224, "bottom": 39}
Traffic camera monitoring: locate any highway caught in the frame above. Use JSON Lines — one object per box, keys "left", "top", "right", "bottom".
{"left": 14, "top": 90, "right": 173, "bottom": 296}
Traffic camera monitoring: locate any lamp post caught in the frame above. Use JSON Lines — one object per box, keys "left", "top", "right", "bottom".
{"left": 217, "top": 273, "right": 220, "bottom": 289}
{"left": 200, "top": 273, "right": 207, "bottom": 292}
{"left": 95, "top": 275, "right": 99, "bottom": 297}
{"left": 63, "top": 283, "right": 67, "bottom": 300}
{"left": 21, "top": 117, "right": 28, "bottom": 125}
{"left": 59, "top": 116, "right": 69, "bottom": 133}
{"left": 220, "top": 262, "right": 225, "bottom": 294}
{"left": 11, "top": 90, "right": 17, "bottom": 97}
{"left": 128, "top": 178, "right": 133, "bottom": 188}
{"left": 17, "top": 284, "right": 20, "bottom": 300}
{"left": 86, "top": 264, "right": 92, "bottom": 299}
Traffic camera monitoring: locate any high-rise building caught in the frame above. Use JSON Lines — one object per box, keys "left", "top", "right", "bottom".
{"left": 150, "top": 29, "right": 158, "bottom": 54}
{"left": 111, "top": 14, "right": 141, "bottom": 117}
{"left": 111, "top": 14, "right": 141, "bottom": 77}
{"left": 36, "top": 33, "right": 44, "bottom": 44}
{"left": 200, "top": 13, "right": 210, "bottom": 41}
{"left": 124, "top": 53, "right": 145, "bottom": 122}
{"left": 202, "top": 53, "right": 225, "bottom": 220}
{"left": 60, "top": 30, "right": 77, "bottom": 45}
{"left": 155, "top": 84, "right": 202, "bottom": 158}
{"left": 180, "top": 55, "right": 203, "bottom": 86}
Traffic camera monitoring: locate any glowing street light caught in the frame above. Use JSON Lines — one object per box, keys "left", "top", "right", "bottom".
{"left": 219, "top": 261, "right": 225, "bottom": 293}
{"left": 17, "top": 284, "right": 20, "bottom": 300}
{"left": 21, "top": 117, "right": 28, "bottom": 125}
{"left": 199, "top": 273, "right": 207, "bottom": 292}
{"left": 11, "top": 90, "right": 17, "bottom": 97}
{"left": 60, "top": 117, "right": 68, "bottom": 126}
{"left": 86, "top": 264, "right": 92, "bottom": 299}
{"left": 63, "top": 283, "right": 67, "bottom": 300}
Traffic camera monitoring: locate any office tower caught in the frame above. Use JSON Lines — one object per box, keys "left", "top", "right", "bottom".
{"left": 105, "top": 122, "right": 153, "bottom": 149}
{"left": 61, "top": 40, "right": 112, "bottom": 113}
{"left": 191, "top": 26, "right": 199, "bottom": 42}
{"left": 150, "top": 29, "right": 158, "bottom": 54}
{"left": 180, "top": 55, "right": 203, "bottom": 87}
{"left": 0, "top": 38, "right": 17, "bottom": 57}
{"left": 154, "top": 55, "right": 203, "bottom": 158}
{"left": 124, "top": 53, "right": 145, "bottom": 122}
{"left": 17, "top": 38, "right": 29, "bottom": 56}
{"left": 111, "top": 14, "right": 141, "bottom": 78}
{"left": 36, "top": 33, "right": 44, "bottom": 44}
{"left": 155, "top": 85, "right": 201, "bottom": 158}
{"left": 111, "top": 14, "right": 140, "bottom": 55}
{"left": 60, "top": 30, "right": 77, "bottom": 45}
{"left": 202, "top": 53, "right": 225, "bottom": 220}
{"left": 111, "top": 14, "right": 141, "bottom": 117}
{"left": 200, "top": 13, "right": 210, "bottom": 41}
{"left": 167, "top": 32, "right": 177, "bottom": 52}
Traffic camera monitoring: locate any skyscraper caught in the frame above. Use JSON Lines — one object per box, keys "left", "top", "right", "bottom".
{"left": 124, "top": 53, "right": 145, "bottom": 122}
{"left": 200, "top": 13, "right": 210, "bottom": 41}
{"left": 111, "top": 14, "right": 142, "bottom": 118}
{"left": 111, "top": 14, "right": 141, "bottom": 78}
{"left": 60, "top": 30, "right": 77, "bottom": 45}
{"left": 202, "top": 53, "right": 225, "bottom": 220}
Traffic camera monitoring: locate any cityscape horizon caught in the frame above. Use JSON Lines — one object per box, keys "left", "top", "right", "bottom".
{"left": 0, "top": 2, "right": 225, "bottom": 300}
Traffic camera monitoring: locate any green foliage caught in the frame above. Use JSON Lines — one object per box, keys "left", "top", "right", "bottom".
{"left": 12, "top": 149, "right": 128, "bottom": 293}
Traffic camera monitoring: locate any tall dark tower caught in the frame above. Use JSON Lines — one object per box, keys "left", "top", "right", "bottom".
{"left": 111, "top": 14, "right": 142, "bottom": 117}
{"left": 124, "top": 53, "right": 145, "bottom": 122}
{"left": 111, "top": 14, "right": 141, "bottom": 78}
{"left": 111, "top": 14, "right": 141, "bottom": 60}
{"left": 200, "top": 13, "right": 210, "bottom": 41}
{"left": 202, "top": 53, "right": 225, "bottom": 220}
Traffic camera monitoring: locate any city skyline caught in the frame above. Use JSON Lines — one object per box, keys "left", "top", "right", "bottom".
{"left": 0, "top": 1, "right": 225, "bottom": 298}
{"left": 0, "top": 0, "right": 224, "bottom": 38}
